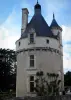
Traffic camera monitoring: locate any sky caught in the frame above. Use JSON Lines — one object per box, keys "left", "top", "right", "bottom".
{"left": 0, "top": 0, "right": 71, "bottom": 73}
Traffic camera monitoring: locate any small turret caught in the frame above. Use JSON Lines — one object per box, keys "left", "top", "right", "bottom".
{"left": 50, "top": 13, "right": 62, "bottom": 36}
{"left": 34, "top": 0, "right": 41, "bottom": 14}
{"left": 50, "top": 13, "right": 62, "bottom": 30}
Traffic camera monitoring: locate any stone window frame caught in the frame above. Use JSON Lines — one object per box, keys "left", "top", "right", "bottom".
{"left": 27, "top": 52, "right": 36, "bottom": 69}
{"left": 30, "top": 33, "right": 34, "bottom": 43}
{"left": 27, "top": 74, "right": 36, "bottom": 93}
{"left": 29, "top": 75, "right": 35, "bottom": 92}
{"left": 28, "top": 28, "right": 36, "bottom": 44}
{"left": 30, "top": 55, "right": 34, "bottom": 67}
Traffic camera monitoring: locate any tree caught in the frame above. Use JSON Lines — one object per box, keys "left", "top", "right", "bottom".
{"left": 64, "top": 71, "right": 71, "bottom": 86}
{"left": 47, "top": 73, "right": 61, "bottom": 95}
{"left": 34, "top": 71, "right": 61, "bottom": 96}
{"left": 0, "top": 48, "right": 16, "bottom": 92}
{"left": 64, "top": 71, "right": 71, "bottom": 92}
{"left": 34, "top": 71, "right": 46, "bottom": 96}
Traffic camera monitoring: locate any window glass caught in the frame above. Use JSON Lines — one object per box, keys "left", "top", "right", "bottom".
{"left": 19, "top": 41, "right": 20, "bottom": 46}
{"left": 30, "top": 33, "right": 34, "bottom": 43}
{"left": 30, "top": 55, "right": 34, "bottom": 67}
{"left": 30, "top": 76, "right": 34, "bottom": 92}
{"left": 30, "top": 76, "right": 34, "bottom": 81}
{"left": 46, "top": 39, "right": 49, "bottom": 43}
{"left": 30, "top": 55, "right": 34, "bottom": 59}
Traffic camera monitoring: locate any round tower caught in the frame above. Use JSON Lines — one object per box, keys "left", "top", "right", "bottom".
{"left": 16, "top": 2, "right": 64, "bottom": 97}
{"left": 50, "top": 13, "right": 64, "bottom": 92}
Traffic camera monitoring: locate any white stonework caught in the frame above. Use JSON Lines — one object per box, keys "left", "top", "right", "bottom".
{"left": 16, "top": 3, "right": 64, "bottom": 97}
{"left": 16, "top": 49, "right": 63, "bottom": 97}
{"left": 16, "top": 37, "right": 60, "bottom": 51}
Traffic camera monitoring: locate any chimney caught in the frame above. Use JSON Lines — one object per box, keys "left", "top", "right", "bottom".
{"left": 21, "top": 8, "right": 29, "bottom": 35}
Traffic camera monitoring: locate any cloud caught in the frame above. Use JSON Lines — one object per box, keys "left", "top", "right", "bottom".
{"left": 62, "top": 25, "right": 71, "bottom": 41}
{"left": 0, "top": 1, "right": 71, "bottom": 73}
{"left": 0, "top": 0, "right": 35, "bottom": 50}
{"left": 0, "top": 9, "right": 20, "bottom": 50}
{"left": 62, "top": 25, "right": 71, "bottom": 73}
{"left": 63, "top": 52, "right": 71, "bottom": 73}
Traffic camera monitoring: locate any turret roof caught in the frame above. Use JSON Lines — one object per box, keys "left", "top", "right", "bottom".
{"left": 21, "top": 2, "right": 57, "bottom": 39}
{"left": 50, "top": 13, "right": 62, "bottom": 30}
{"left": 21, "top": 3, "right": 61, "bottom": 39}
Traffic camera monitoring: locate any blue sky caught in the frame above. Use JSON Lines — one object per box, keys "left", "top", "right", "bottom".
{"left": 0, "top": 0, "right": 71, "bottom": 72}
{"left": 0, "top": 0, "right": 71, "bottom": 26}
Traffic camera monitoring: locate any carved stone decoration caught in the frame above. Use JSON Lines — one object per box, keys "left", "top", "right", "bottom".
{"left": 29, "top": 28, "right": 35, "bottom": 33}
{"left": 16, "top": 47, "right": 61, "bottom": 55}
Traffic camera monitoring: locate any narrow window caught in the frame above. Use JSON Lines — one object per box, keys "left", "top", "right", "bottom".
{"left": 30, "top": 33, "right": 34, "bottom": 43}
{"left": 30, "top": 76, "right": 34, "bottom": 92}
{"left": 46, "top": 39, "right": 49, "bottom": 44}
{"left": 19, "top": 41, "right": 20, "bottom": 46}
{"left": 30, "top": 55, "right": 34, "bottom": 67}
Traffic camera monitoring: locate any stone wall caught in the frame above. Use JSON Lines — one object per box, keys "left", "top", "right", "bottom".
{"left": 10, "top": 95, "right": 71, "bottom": 100}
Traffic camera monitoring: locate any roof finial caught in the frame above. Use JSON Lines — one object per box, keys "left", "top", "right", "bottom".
{"left": 37, "top": 0, "right": 38, "bottom": 4}
{"left": 53, "top": 13, "right": 55, "bottom": 19}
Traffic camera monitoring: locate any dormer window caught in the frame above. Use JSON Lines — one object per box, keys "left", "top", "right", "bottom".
{"left": 30, "top": 33, "right": 34, "bottom": 43}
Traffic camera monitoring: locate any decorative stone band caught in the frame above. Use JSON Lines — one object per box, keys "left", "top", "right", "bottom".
{"left": 16, "top": 47, "right": 63, "bottom": 56}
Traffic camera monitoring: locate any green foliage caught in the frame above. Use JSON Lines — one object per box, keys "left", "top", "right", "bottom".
{"left": 34, "top": 71, "right": 61, "bottom": 96}
{"left": 0, "top": 92, "right": 16, "bottom": 100}
{"left": 0, "top": 48, "right": 16, "bottom": 92}
{"left": 64, "top": 71, "right": 71, "bottom": 86}
{"left": 47, "top": 73, "right": 61, "bottom": 95}
{"left": 34, "top": 71, "right": 46, "bottom": 96}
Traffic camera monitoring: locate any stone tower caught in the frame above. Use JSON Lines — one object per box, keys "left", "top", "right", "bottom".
{"left": 16, "top": 2, "right": 64, "bottom": 97}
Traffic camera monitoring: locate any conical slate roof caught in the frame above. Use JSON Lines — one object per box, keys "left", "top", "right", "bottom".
{"left": 50, "top": 13, "right": 62, "bottom": 30}
{"left": 21, "top": 3, "right": 57, "bottom": 39}
{"left": 22, "top": 14, "right": 54, "bottom": 38}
